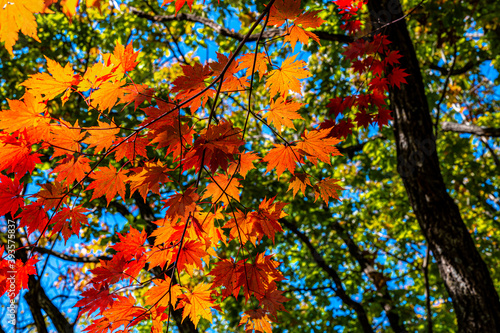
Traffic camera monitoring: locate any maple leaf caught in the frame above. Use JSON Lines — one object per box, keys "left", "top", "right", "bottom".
{"left": 210, "top": 52, "right": 249, "bottom": 93}
{"left": 114, "top": 135, "right": 149, "bottom": 162}
{"left": 113, "top": 41, "right": 140, "bottom": 72}
{"left": 239, "top": 309, "right": 274, "bottom": 333}
{"left": 52, "top": 155, "right": 92, "bottom": 185}
{"left": 145, "top": 277, "right": 182, "bottom": 308}
{"left": 262, "top": 143, "right": 302, "bottom": 177}
{"left": 388, "top": 67, "right": 410, "bottom": 88}
{"left": 89, "top": 80, "right": 126, "bottom": 112}
{"left": 287, "top": 172, "right": 311, "bottom": 198}
{"left": 313, "top": 177, "right": 343, "bottom": 205}
{"left": 16, "top": 203, "right": 49, "bottom": 236}
{"left": 252, "top": 197, "right": 287, "bottom": 243}
{"left": 87, "top": 165, "right": 128, "bottom": 205}
{"left": 202, "top": 173, "right": 241, "bottom": 206}
{"left": 265, "top": 54, "right": 311, "bottom": 97}
{"left": 50, "top": 206, "right": 89, "bottom": 242}
{"left": 259, "top": 282, "right": 290, "bottom": 317}
{"left": 376, "top": 108, "right": 393, "bottom": 129}
{"left": 112, "top": 228, "right": 147, "bottom": 260}
{"left": 182, "top": 120, "right": 244, "bottom": 174}
{"left": 171, "top": 61, "right": 214, "bottom": 111}
{"left": 384, "top": 50, "right": 403, "bottom": 66}
{"left": 0, "top": 0, "right": 44, "bottom": 55}
{"left": 22, "top": 57, "right": 80, "bottom": 102}
{"left": 101, "top": 295, "right": 146, "bottom": 330}
{"left": 177, "top": 283, "right": 215, "bottom": 328}
{"left": 263, "top": 97, "right": 303, "bottom": 132}
{"left": 90, "top": 254, "right": 131, "bottom": 285}
{"left": 209, "top": 258, "right": 242, "bottom": 298}
{"left": 0, "top": 93, "right": 51, "bottom": 137}
{"left": 227, "top": 152, "right": 261, "bottom": 178}
{"left": 121, "top": 83, "right": 155, "bottom": 111}
{"left": 36, "top": 181, "right": 68, "bottom": 211}
{"left": 76, "top": 285, "right": 118, "bottom": 315}
{"left": 224, "top": 210, "right": 258, "bottom": 245}
{"left": 237, "top": 53, "right": 268, "bottom": 79}
{"left": 267, "top": 0, "right": 302, "bottom": 27}
{"left": 0, "top": 175, "right": 24, "bottom": 216}
{"left": 0, "top": 131, "right": 41, "bottom": 179}
{"left": 84, "top": 120, "right": 120, "bottom": 153}
{"left": 295, "top": 128, "right": 342, "bottom": 165}
{"left": 48, "top": 119, "right": 85, "bottom": 158}
{"left": 12, "top": 256, "right": 39, "bottom": 296}
{"left": 174, "top": 239, "right": 207, "bottom": 274}
{"left": 162, "top": 187, "right": 199, "bottom": 220}
{"left": 355, "top": 109, "right": 373, "bottom": 128}
{"left": 149, "top": 121, "right": 194, "bottom": 159}
{"left": 237, "top": 254, "right": 274, "bottom": 299}
{"left": 129, "top": 161, "right": 172, "bottom": 200}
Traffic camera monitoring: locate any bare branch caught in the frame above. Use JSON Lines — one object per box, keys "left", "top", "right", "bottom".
{"left": 441, "top": 121, "right": 500, "bottom": 137}
{"left": 280, "top": 218, "right": 375, "bottom": 333}
{"left": 129, "top": 7, "right": 352, "bottom": 43}
{"left": 32, "top": 247, "right": 110, "bottom": 263}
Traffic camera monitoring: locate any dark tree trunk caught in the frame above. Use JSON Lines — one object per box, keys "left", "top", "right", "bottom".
{"left": 367, "top": 0, "right": 500, "bottom": 331}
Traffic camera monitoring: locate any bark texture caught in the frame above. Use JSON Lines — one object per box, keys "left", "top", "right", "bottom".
{"left": 368, "top": 0, "right": 500, "bottom": 331}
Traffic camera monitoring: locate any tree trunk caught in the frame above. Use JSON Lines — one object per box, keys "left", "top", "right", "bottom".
{"left": 367, "top": 0, "right": 500, "bottom": 331}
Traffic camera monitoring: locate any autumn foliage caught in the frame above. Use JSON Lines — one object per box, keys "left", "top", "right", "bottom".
{"left": 0, "top": 0, "right": 408, "bottom": 332}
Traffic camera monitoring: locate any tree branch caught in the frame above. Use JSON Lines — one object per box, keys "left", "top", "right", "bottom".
{"left": 329, "top": 219, "right": 408, "bottom": 333}
{"left": 441, "top": 121, "right": 500, "bottom": 137}
{"left": 129, "top": 7, "right": 352, "bottom": 43}
{"left": 280, "top": 218, "right": 374, "bottom": 333}
{"left": 428, "top": 59, "right": 489, "bottom": 76}
{"left": 32, "top": 247, "right": 110, "bottom": 263}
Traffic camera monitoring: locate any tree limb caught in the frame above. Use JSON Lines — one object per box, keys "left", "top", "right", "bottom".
{"left": 428, "top": 59, "right": 489, "bottom": 76}
{"left": 32, "top": 247, "right": 110, "bottom": 263}
{"left": 280, "top": 218, "right": 374, "bottom": 333}
{"left": 129, "top": 7, "right": 352, "bottom": 43}
{"left": 441, "top": 121, "right": 500, "bottom": 137}
{"left": 329, "top": 219, "right": 408, "bottom": 333}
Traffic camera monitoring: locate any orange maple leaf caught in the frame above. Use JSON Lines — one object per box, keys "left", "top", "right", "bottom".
{"left": 262, "top": 143, "right": 302, "bottom": 177}
{"left": 84, "top": 120, "right": 120, "bottom": 153}
{"left": 287, "top": 172, "right": 311, "bottom": 197}
{"left": 209, "top": 258, "right": 242, "bottom": 298}
{"left": 295, "top": 128, "right": 342, "bottom": 165}
{"left": 162, "top": 0, "right": 194, "bottom": 13}
{"left": 313, "top": 177, "right": 344, "bottom": 205}
{"left": 263, "top": 97, "right": 304, "bottom": 132}
{"left": 182, "top": 120, "right": 244, "bottom": 174}
{"left": 128, "top": 161, "right": 172, "bottom": 200}
{"left": 22, "top": 57, "right": 80, "bottom": 102}
{"left": 227, "top": 152, "right": 261, "bottom": 179}
{"left": 87, "top": 165, "right": 128, "bottom": 205}
{"left": 162, "top": 187, "right": 199, "bottom": 220}
{"left": 113, "top": 41, "right": 140, "bottom": 72}
{"left": 239, "top": 309, "right": 274, "bottom": 333}
{"left": 177, "top": 283, "right": 215, "bottom": 328}
{"left": 144, "top": 278, "right": 182, "bottom": 308}
{"left": 202, "top": 173, "right": 241, "bottom": 206}
{"left": 52, "top": 155, "right": 92, "bottom": 185}
{"left": 0, "top": 0, "right": 44, "bottom": 55}
{"left": 0, "top": 93, "right": 51, "bottom": 137}
{"left": 265, "top": 54, "right": 311, "bottom": 97}
{"left": 237, "top": 52, "right": 268, "bottom": 79}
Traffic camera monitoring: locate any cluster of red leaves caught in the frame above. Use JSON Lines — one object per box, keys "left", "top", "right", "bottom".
{"left": 320, "top": 3, "right": 409, "bottom": 139}
{"left": 0, "top": 0, "right": 406, "bottom": 332}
